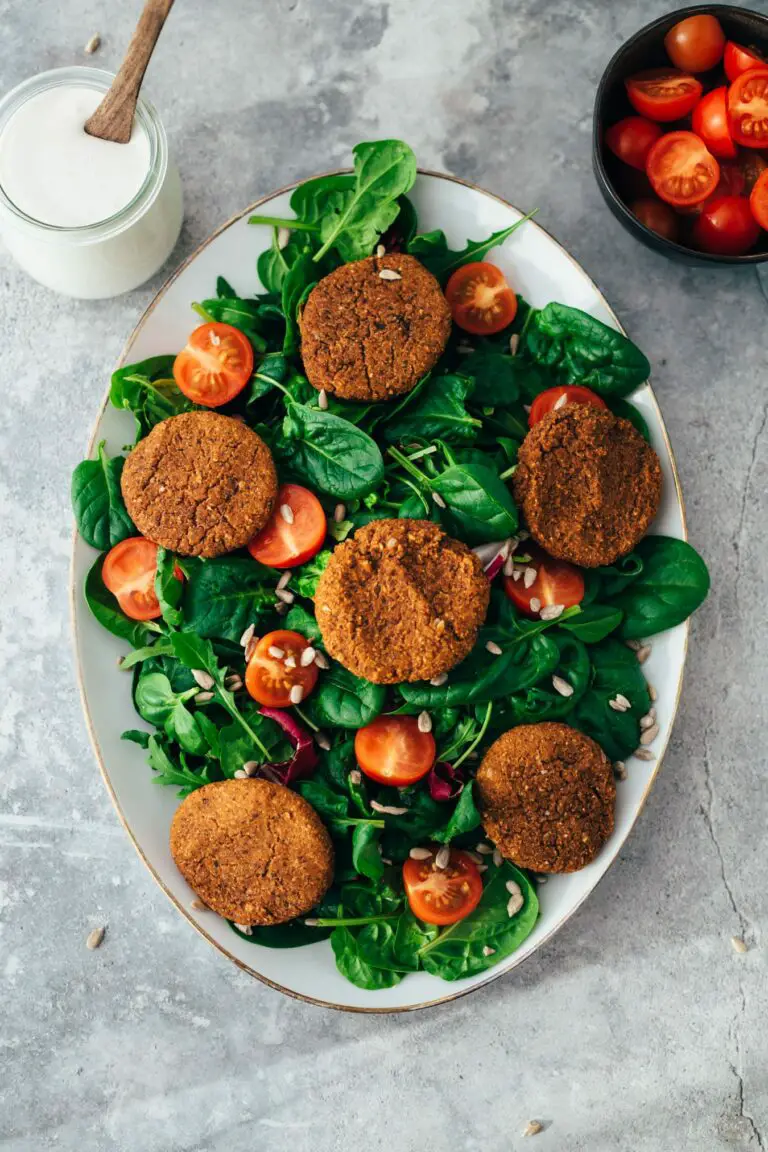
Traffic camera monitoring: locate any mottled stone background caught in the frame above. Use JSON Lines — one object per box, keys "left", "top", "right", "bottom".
{"left": 1, "top": 0, "right": 767, "bottom": 1148}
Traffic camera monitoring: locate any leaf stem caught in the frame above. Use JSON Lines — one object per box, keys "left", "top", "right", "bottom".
{"left": 332, "top": 817, "right": 386, "bottom": 829}
{"left": 453, "top": 701, "right": 493, "bottom": 771}
{"left": 308, "top": 915, "right": 397, "bottom": 928}
{"left": 499, "top": 463, "right": 517, "bottom": 481}
{"left": 293, "top": 704, "right": 319, "bottom": 732}
{"left": 191, "top": 302, "right": 216, "bottom": 323}
{"left": 248, "top": 214, "right": 319, "bottom": 232}
{"left": 387, "top": 445, "right": 430, "bottom": 486}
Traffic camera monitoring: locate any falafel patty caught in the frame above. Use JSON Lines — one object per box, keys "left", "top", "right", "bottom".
{"left": 170, "top": 778, "right": 334, "bottom": 926}
{"left": 476, "top": 722, "right": 615, "bottom": 873}
{"left": 513, "top": 404, "right": 662, "bottom": 568}
{"left": 121, "top": 411, "right": 278, "bottom": 558}
{"left": 299, "top": 253, "right": 452, "bottom": 402}
{"left": 314, "top": 518, "right": 490, "bottom": 684}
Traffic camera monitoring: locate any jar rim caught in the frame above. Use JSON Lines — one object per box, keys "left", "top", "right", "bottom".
{"left": 0, "top": 66, "right": 168, "bottom": 242}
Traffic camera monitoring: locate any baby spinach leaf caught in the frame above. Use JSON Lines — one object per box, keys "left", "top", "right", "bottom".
{"left": 306, "top": 665, "right": 386, "bottom": 729}
{"left": 558, "top": 604, "right": 623, "bottom": 643}
{"left": 279, "top": 402, "right": 385, "bottom": 499}
{"left": 356, "top": 912, "right": 438, "bottom": 973}
{"left": 84, "top": 555, "right": 160, "bottom": 648}
{"left": 570, "top": 638, "right": 651, "bottom": 762}
{"left": 196, "top": 296, "right": 267, "bottom": 352}
{"left": 232, "top": 919, "right": 333, "bottom": 948}
{"left": 433, "top": 781, "right": 482, "bottom": 843}
{"left": 331, "top": 926, "right": 402, "bottom": 989}
{"left": 459, "top": 348, "right": 551, "bottom": 407}
{"left": 281, "top": 253, "right": 318, "bottom": 355}
{"left": 297, "top": 778, "right": 350, "bottom": 821}
{"left": 257, "top": 227, "right": 314, "bottom": 293}
{"left": 121, "top": 729, "right": 150, "bottom": 748}
{"left": 489, "top": 634, "right": 590, "bottom": 728}
{"left": 313, "top": 140, "right": 417, "bottom": 262}
{"left": 134, "top": 671, "right": 208, "bottom": 756}
{"left": 72, "top": 442, "right": 135, "bottom": 551}
{"left": 609, "top": 536, "right": 710, "bottom": 640}
{"left": 289, "top": 172, "right": 355, "bottom": 227}
{"left": 379, "top": 374, "right": 481, "bottom": 445}
{"left": 524, "top": 303, "right": 650, "bottom": 397}
{"left": 110, "top": 356, "right": 189, "bottom": 439}
{"left": 352, "top": 823, "right": 385, "bottom": 882}
{"left": 218, "top": 709, "right": 290, "bottom": 777}
{"left": 146, "top": 734, "right": 213, "bottom": 797}
{"left": 608, "top": 397, "right": 650, "bottom": 441}
{"left": 248, "top": 352, "right": 288, "bottom": 405}
{"left": 419, "top": 863, "right": 538, "bottom": 980}
{"left": 432, "top": 461, "right": 518, "bottom": 545}
{"left": 183, "top": 556, "right": 276, "bottom": 642}
{"left": 407, "top": 211, "right": 536, "bottom": 283}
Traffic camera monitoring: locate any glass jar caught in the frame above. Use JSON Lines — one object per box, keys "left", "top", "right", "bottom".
{"left": 0, "top": 66, "right": 183, "bottom": 299}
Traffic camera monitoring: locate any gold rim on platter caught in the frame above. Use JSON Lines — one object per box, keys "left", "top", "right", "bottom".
{"left": 70, "top": 168, "right": 689, "bottom": 1013}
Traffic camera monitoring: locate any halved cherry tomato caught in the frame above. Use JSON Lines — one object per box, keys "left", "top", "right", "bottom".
{"left": 245, "top": 630, "right": 318, "bottom": 708}
{"left": 738, "top": 150, "right": 768, "bottom": 194}
{"left": 728, "top": 69, "right": 768, "bottom": 149}
{"left": 630, "top": 197, "right": 679, "bottom": 241}
{"left": 646, "top": 131, "right": 720, "bottom": 206}
{"left": 354, "top": 716, "right": 436, "bottom": 787}
{"left": 724, "top": 41, "right": 767, "bottom": 84}
{"left": 403, "top": 848, "right": 484, "bottom": 926}
{"left": 605, "top": 117, "right": 662, "bottom": 170}
{"left": 664, "top": 14, "right": 725, "bottom": 73}
{"left": 626, "top": 69, "right": 703, "bottom": 122}
{"left": 528, "top": 385, "right": 607, "bottom": 428}
{"left": 445, "top": 261, "right": 517, "bottom": 335}
{"left": 102, "top": 537, "right": 183, "bottom": 622}
{"left": 173, "top": 322, "right": 254, "bottom": 407}
{"left": 692, "top": 195, "right": 760, "bottom": 255}
{"left": 248, "top": 484, "right": 327, "bottom": 569}
{"left": 692, "top": 87, "right": 737, "bottom": 159}
{"left": 749, "top": 169, "right": 768, "bottom": 230}
{"left": 676, "top": 161, "right": 746, "bottom": 216}
{"left": 504, "top": 542, "right": 585, "bottom": 619}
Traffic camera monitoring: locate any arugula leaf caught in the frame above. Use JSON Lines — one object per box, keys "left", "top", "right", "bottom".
{"left": 313, "top": 140, "right": 417, "bottom": 262}
{"left": 281, "top": 253, "right": 317, "bottom": 356}
{"left": 407, "top": 211, "right": 536, "bottom": 283}
{"left": 183, "top": 556, "right": 275, "bottom": 642}
{"left": 146, "top": 734, "right": 213, "bottom": 797}
{"left": 524, "top": 303, "right": 650, "bottom": 397}
{"left": 110, "top": 356, "right": 190, "bottom": 439}
{"left": 134, "top": 672, "right": 208, "bottom": 756}
{"left": 279, "top": 402, "right": 384, "bottom": 499}
{"left": 71, "top": 442, "right": 135, "bottom": 551}
{"left": 154, "top": 548, "right": 183, "bottom": 630}
{"left": 379, "top": 374, "right": 481, "bottom": 445}
{"left": 609, "top": 536, "right": 710, "bottom": 640}
{"left": 84, "top": 555, "right": 160, "bottom": 648}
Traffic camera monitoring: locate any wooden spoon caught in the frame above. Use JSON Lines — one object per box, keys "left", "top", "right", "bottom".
{"left": 85, "top": 0, "right": 174, "bottom": 144}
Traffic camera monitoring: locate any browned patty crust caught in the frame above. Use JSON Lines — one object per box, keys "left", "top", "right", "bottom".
{"left": 314, "top": 519, "right": 490, "bottom": 684}
{"left": 476, "top": 722, "right": 615, "bottom": 873}
{"left": 121, "top": 411, "right": 278, "bottom": 558}
{"left": 299, "top": 253, "right": 452, "bottom": 402}
{"left": 170, "top": 778, "right": 334, "bottom": 926}
{"left": 513, "top": 405, "right": 662, "bottom": 568}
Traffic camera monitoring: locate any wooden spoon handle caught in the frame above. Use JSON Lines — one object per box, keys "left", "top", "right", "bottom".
{"left": 85, "top": 0, "right": 174, "bottom": 144}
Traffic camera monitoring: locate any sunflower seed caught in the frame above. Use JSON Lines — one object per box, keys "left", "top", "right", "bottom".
{"left": 640, "top": 713, "right": 655, "bottom": 730}
{"left": 529, "top": 597, "right": 542, "bottom": 614}
{"left": 476, "top": 843, "right": 493, "bottom": 855}
{"left": 376, "top": 244, "right": 386, "bottom": 258}
{"left": 647, "top": 706, "right": 656, "bottom": 721}
{"left": 370, "top": 800, "right": 408, "bottom": 816}
{"left": 636, "top": 644, "right": 652, "bottom": 664}
{"left": 245, "top": 637, "right": 257, "bottom": 662}
{"left": 333, "top": 503, "right": 346, "bottom": 523}
{"left": 503, "top": 555, "right": 515, "bottom": 577}
{"left": 435, "top": 845, "right": 450, "bottom": 870}
{"left": 275, "top": 225, "right": 291, "bottom": 248}
{"left": 277, "top": 571, "right": 292, "bottom": 591}
{"left": 731, "top": 936, "right": 748, "bottom": 954}
{"left": 234, "top": 923, "right": 253, "bottom": 935}
{"left": 190, "top": 899, "right": 208, "bottom": 911}
{"left": 276, "top": 602, "right": 288, "bottom": 615}
{"left": 540, "top": 604, "right": 564, "bottom": 621}
{"left": 506, "top": 879, "right": 522, "bottom": 897}
{"left": 508, "top": 333, "right": 520, "bottom": 356}
{"left": 507, "top": 891, "right": 524, "bottom": 916}
{"left": 234, "top": 769, "right": 248, "bottom": 779}
{"left": 225, "top": 676, "right": 243, "bottom": 691}
{"left": 486, "top": 640, "right": 503, "bottom": 656}
{"left": 648, "top": 682, "right": 658, "bottom": 702}
{"left": 535, "top": 874, "right": 549, "bottom": 884}
{"left": 243, "top": 761, "right": 259, "bottom": 777}
{"left": 523, "top": 1120, "right": 543, "bottom": 1137}
{"left": 464, "top": 851, "right": 484, "bottom": 864}
{"left": 315, "top": 732, "right": 331, "bottom": 751}
{"left": 314, "top": 650, "right": 330, "bottom": 669}
{"left": 634, "top": 747, "right": 655, "bottom": 761}
{"left": 625, "top": 639, "right": 641, "bottom": 651}
{"left": 318, "top": 388, "right": 329, "bottom": 410}
{"left": 482, "top": 944, "right": 496, "bottom": 956}
{"left": 210, "top": 330, "right": 221, "bottom": 346}
{"left": 349, "top": 769, "right": 362, "bottom": 786}
{"left": 379, "top": 268, "right": 402, "bottom": 281}
{"left": 284, "top": 655, "right": 296, "bottom": 669}
{"left": 524, "top": 566, "right": 537, "bottom": 589}
{"left": 418, "top": 710, "right": 433, "bottom": 733}
{"left": 381, "top": 856, "right": 393, "bottom": 865}
{"left": 192, "top": 669, "right": 215, "bottom": 691}
{"left": 84, "top": 33, "right": 101, "bottom": 53}
{"left": 409, "top": 847, "right": 433, "bottom": 860}
{"left": 86, "top": 926, "right": 105, "bottom": 950}
{"left": 614, "top": 761, "right": 627, "bottom": 780}
{"left": 552, "top": 675, "right": 573, "bottom": 698}
{"left": 609, "top": 693, "right": 631, "bottom": 712}
{"left": 268, "top": 645, "right": 285, "bottom": 659}
{"left": 493, "top": 848, "right": 503, "bottom": 868}
{"left": 194, "top": 691, "right": 214, "bottom": 704}
{"left": 430, "top": 672, "right": 448, "bottom": 687}
{"left": 276, "top": 588, "right": 295, "bottom": 604}
{"left": 512, "top": 568, "right": 522, "bottom": 582}
{"left": 553, "top": 392, "right": 568, "bottom": 410}
{"left": 300, "top": 647, "right": 316, "bottom": 667}
{"left": 523, "top": 403, "right": 532, "bottom": 414}
{"left": 640, "top": 723, "right": 659, "bottom": 745}
{"left": 477, "top": 863, "right": 488, "bottom": 872}
{"left": 304, "top": 918, "right": 319, "bottom": 927}
{"left": 289, "top": 684, "right": 304, "bottom": 705}
{"left": 432, "top": 491, "right": 447, "bottom": 509}
{"left": 279, "top": 504, "right": 294, "bottom": 524}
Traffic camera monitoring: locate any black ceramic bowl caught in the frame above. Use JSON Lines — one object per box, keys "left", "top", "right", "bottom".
{"left": 593, "top": 4, "right": 768, "bottom": 265}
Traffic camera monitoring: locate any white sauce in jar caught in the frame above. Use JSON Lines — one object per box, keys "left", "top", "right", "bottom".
{"left": 0, "top": 86, "right": 151, "bottom": 227}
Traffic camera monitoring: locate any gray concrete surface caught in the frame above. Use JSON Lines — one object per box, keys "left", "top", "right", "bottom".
{"left": 1, "top": 0, "right": 767, "bottom": 1148}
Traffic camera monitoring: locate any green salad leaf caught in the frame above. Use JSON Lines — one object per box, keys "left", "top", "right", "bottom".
{"left": 71, "top": 442, "right": 135, "bottom": 551}
{"left": 524, "top": 303, "right": 651, "bottom": 397}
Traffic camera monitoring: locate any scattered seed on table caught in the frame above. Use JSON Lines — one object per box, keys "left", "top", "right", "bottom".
{"left": 279, "top": 504, "right": 294, "bottom": 524}
{"left": 552, "top": 675, "right": 573, "bottom": 698}
{"left": 731, "top": 936, "right": 748, "bottom": 954}
{"left": 86, "top": 926, "right": 105, "bottom": 950}
{"left": 435, "top": 845, "right": 450, "bottom": 870}
{"left": 268, "top": 646, "right": 285, "bottom": 659}
{"left": 486, "top": 640, "right": 502, "bottom": 656}
{"left": 317, "top": 388, "right": 329, "bottom": 410}
{"left": 333, "top": 503, "right": 346, "bottom": 523}
{"left": 640, "top": 723, "right": 659, "bottom": 745}
{"left": 540, "top": 604, "right": 564, "bottom": 621}
{"left": 379, "top": 268, "right": 402, "bottom": 280}
{"left": 84, "top": 33, "right": 101, "bottom": 53}
{"left": 192, "top": 669, "right": 214, "bottom": 691}
{"left": 523, "top": 1121, "right": 543, "bottom": 1137}
{"left": 636, "top": 644, "right": 652, "bottom": 664}
{"left": 409, "top": 847, "right": 432, "bottom": 860}
{"left": 418, "top": 711, "right": 432, "bottom": 733}
{"left": 289, "top": 684, "right": 304, "bottom": 705}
